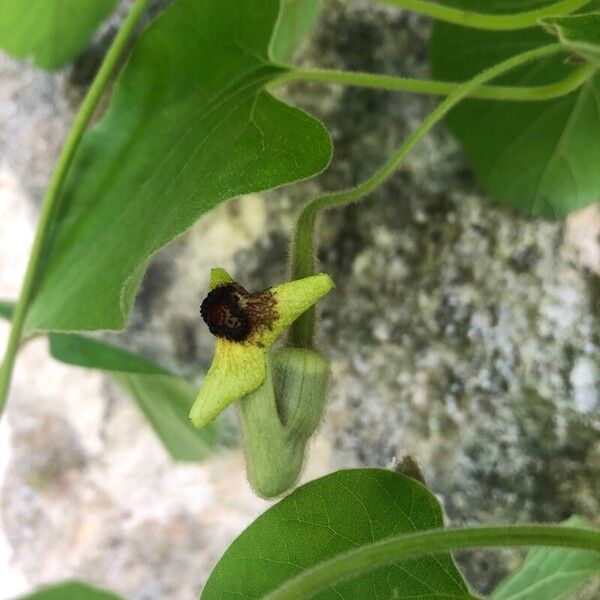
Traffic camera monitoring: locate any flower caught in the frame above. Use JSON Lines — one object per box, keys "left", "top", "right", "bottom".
{"left": 189, "top": 268, "right": 334, "bottom": 428}
{"left": 240, "top": 347, "right": 330, "bottom": 497}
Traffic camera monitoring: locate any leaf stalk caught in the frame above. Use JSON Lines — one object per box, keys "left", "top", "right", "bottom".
{"left": 263, "top": 524, "right": 600, "bottom": 600}
{"left": 287, "top": 43, "right": 565, "bottom": 347}
{"left": 370, "top": 0, "right": 589, "bottom": 30}
{"left": 273, "top": 63, "right": 596, "bottom": 102}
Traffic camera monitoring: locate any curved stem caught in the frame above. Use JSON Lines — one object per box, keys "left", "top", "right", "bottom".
{"left": 288, "top": 43, "right": 564, "bottom": 348}
{"left": 272, "top": 63, "right": 595, "bottom": 102}
{"left": 371, "top": 0, "right": 589, "bottom": 30}
{"left": 263, "top": 525, "right": 600, "bottom": 600}
{"left": 0, "top": 0, "right": 150, "bottom": 417}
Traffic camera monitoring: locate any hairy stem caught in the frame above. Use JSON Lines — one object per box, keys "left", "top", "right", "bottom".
{"left": 371, "top": 0, "right": 589, "bottom": 30}
{"left": 263, "top": 525, "right": 600, "bottom": 600}
{"left": 272, "top": 63, "right": 595, "bottom": 102}
{"left": 288, "top": 43, "right": 564, "bottom": 348}
{"left": 0, "top": 0, "right": 150, "bottom": 417}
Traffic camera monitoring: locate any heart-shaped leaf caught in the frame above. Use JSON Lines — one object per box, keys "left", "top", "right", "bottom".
{"left": 491, "top": 516, "right": 600, "bottom": 600}
{"left": 47, "top": 333, "right": 171, "bottom": 375}
{"left": 430, "top": 1, "right": 600, "bottom": 218}
{"left": 110, "top": 371, "right": 218, "bottom": 462}
{"left": 0, "top": 0, "right": 117, "bottom": 70}
{"left": 541, "top": 12, "right": 600, "bottom": 68}
{"left": 201, "top": 469, "right": 475, "bottom": 599}
{"left": 25, "top": 0, "right": 331, "bottom": 334}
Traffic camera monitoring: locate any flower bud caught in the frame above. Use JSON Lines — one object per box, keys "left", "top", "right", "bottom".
{"left": 238, "top": 348, "right": 329, "bottom": 498}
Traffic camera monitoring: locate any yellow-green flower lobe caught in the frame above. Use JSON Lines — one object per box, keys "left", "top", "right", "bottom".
{"left": 189, "top": 268, "right": 334, "bottom": 428}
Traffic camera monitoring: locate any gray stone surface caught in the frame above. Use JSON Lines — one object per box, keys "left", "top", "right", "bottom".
{"left": 1, "top": 0, "right": 599, "bottom": 598}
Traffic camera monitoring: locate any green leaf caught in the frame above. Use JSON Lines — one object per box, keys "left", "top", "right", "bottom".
{"left": 541, "top": 13, "right": 600, "bottom": 68}
{"left": 491, "top": 516, "right": 600, "bottom": 600}
{"left": 14, "top": 580, "right": 124, "bottom": 600}
{"left": 48, "top": 333, "right": 217, "bottom": 462}
{"left": 430, "top": 1, "right": 600, "bottom": 218}
{"left": 25, "top": 0, "right": 332, "bottom": 334}
{"left": 271, "top": 0, "right": 323, "bottom": 63}
{"left": 0, "top": 0, "right": 117, "bottom": 70}
{"left": 1, "top": 303, "right": 215, "bottom": 460}
{"left": 0, "top": 300, "right": 15, "bottom": 320}
{"left": 201, "top": 468, "right": 474, "bottom": 599}
{"left": 111, "top": 372, "right": 219, "bottom": 462}
{"left": 48, "top": 333, "right": 170, "bottom": 375}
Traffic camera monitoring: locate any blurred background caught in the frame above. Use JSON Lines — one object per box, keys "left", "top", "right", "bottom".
{"left": 1, "top": 1, "right": 599, "bottom": 598}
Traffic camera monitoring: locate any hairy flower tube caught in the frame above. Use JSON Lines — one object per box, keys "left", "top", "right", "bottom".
{"left": 239, "top": 347, "right": 330, "bottom": 497}
{"left": 189, "top": 268, "right": 334, "bottom": 428}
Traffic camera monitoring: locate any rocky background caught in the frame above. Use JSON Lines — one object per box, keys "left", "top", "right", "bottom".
{"left": 1, "top": 1, "right": 599, "bottom": 598}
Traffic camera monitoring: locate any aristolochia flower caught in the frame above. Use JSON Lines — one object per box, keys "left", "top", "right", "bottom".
{"left": 189, "top": 268, "right": 334, "bottom": 428}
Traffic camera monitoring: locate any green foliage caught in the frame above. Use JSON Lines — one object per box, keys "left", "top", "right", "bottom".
{"left": 2, "top": 2, "right": 600, "bottom": 596}
{"left": 0, "top": 305, "right": 216, "bottom": 461}
{"left": 542, "top": 12, "right": 600, "bottom": 67}
{"left": 202, "top": 469, "right": 474, "bottom": 599}
{"left": 25, "top": 0, "right": 332, "bottom": 334}
{"left": 491, "top": 516, "right": 600, "bottom": 600}
{"left": 14, "top": 581, "right": 123, "bottom": 600}
{"left": 0, "top": 300, "right": 14, "bottom": 320}
{"left": 49, "top": 333, "right": 218, "bottom": 462}
{"left": 271, "top": 0, "right": 323, "bottom": 62}
{"left": 112, "top": 372, "right": 218, "bottom": 462}
{"left": 430, "top": 0, "right": 600, "bottom": 218}
{"left": 0, "top": 0, "right": 117, "bottom": 70}
{"left": 424, "top": 0, "right": 576, "bottom": 12}
{"left": 48, "top": 333, "right": 170, "bottom": 375}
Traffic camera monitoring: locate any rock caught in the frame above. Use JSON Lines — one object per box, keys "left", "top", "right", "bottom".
{"left": 570, "top": 357, "right": 600, "bottom": 414}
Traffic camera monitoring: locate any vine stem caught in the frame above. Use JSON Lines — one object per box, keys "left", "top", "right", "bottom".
{"left": 271, "top": 63, "right": 595, "bottom": 102}
{"left": 263, "top": 525, "right": 600, "bottom": 600}
{"left": 0, "top": 0, "right": 151, "bottom": 417}
{"left": 288, "top": 43, "right": 565, "bottom": 348}
{"left": 370, "top": 0, "right": 589, "bottom": 30}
